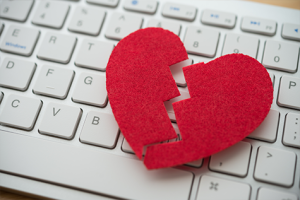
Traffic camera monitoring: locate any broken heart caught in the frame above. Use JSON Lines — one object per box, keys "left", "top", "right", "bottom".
{"left": 106, "top": 28, "right": 273, "bottom": 169}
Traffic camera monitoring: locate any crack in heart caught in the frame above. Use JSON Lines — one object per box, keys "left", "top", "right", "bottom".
{"left": 106, "top": 28, "right": 273, "bottom": 169}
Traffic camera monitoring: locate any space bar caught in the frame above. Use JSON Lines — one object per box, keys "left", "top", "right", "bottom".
{"left": 0, "top": 130, "right": 193, "bottom": 200}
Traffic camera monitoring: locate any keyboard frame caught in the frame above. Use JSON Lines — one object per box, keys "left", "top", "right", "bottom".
{"left": 0, "top": 0, "right": 299, "bottom": 199}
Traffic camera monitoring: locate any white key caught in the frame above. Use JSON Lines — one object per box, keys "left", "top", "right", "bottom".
{"left": 122, "top": 138, "right": 134, "bottom": 154}
{"left": 277, "top": 76, "right": 300, "bottom": 110}
{"left": 184, "top": 26, "right": 220, "bottom": 57}
{"left": 257, "top": 188, "right": 298, "bottom": 200}
{"left": 185, "top": 159, "right": 203, "bottom": 168}
{"left": 80, "top": 111, "right": 119, "bottom": 148}
{"left": 87, "top": 0, "right": 119, "bottom": 7}
{"left": 0, "top": 26, "right": 40, "bottom": 56}
{"left": 147, "top": 19, "right": 181, "bottom": 35}
{"left": 282, "top": 23, "right": 300, "bottom": 41}
{"left": 283, "top": 113, "right": 300, "bottom": 148}
{"left": 269, "top": 72, "right": 274, "bottom": 87}
{"left": 105, "top": 13, "right": 143, "bottom": 40}
{"left": 262, "top": 40, "right": 299, "bottom": 73}
{"left": 0, "top": 23, "right": 4, "bottom": 35}
{"left": 0, "top": 130, "right": 193, "bottom": 200}
{"left": 75, "top": 39, "right": 114, "bottom": 71}
{"left": 241, "top": 17, "right": 277, "bottom": 36}
{"left": 72, "top": 72, "right": 108, "bottom": 107}
{"left": 32, "top": 1, "right": 70, "bottom": 29}
{"left": 0, "top": 94, "right": 42, "bottom": 130}
{"left": 0, "top": 92, "right": 3, "bottom": 103}
{"left": 0, "top": 57, "right": 36, "bottom": 91}
{"left": 209, "top": 141, "right": 251, "bottom": 177}
{"left": 68, "top": 6, "right": 106, "bottom": 36}
{"left": 162, "top": 3, "right": 197, "bottom": 21}
{"left": 39, "top": 103, "right": 82, "bottom": 139}
{"left": 201, "top": 10, "right": 236, "bottom": 28}
{"left": 33, "top": 65, "right": 74, "bottom": 99}
{"left": 222, "top": 33, "right": 259, "bottom": 58}
{"left": 0, "top": 0, "right": 34, "bottom": 22}
{"left": 196, "top": 175, "right": 251, "bottom": 200}
{"left": 164, "top": 91, "right": 190, "bottom": 122}
{"left": 247, "top": 109, "right": 280, "bottom": 142}
{"left": 254, "top": 146, "right": 296, "bottom": 187}
{"left": 37, "top": 32, "right": 77, "bottom": 64}
{"left": 124, "top": 0, "right": 158, "bottom": 14}
{"left": 170, "top": 59, "right": 192, "bottom": 87}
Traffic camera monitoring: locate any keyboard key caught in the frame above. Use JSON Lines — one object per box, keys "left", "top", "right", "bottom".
{"left": 164, "top": 91, "right": 190, "bottom": 122}
{"left": 196, "top": 175, "right": 251, "bottom": 200}
{"left": 80, "top": 111, "right": 119, "bottom": 148}
{"left": 0, "top": 130, "right": 194, "bottom": 200}
{"left": 283, "top": 113, "right": 300, "bottom": 148}
{"left": 170, "top": 59, "right": 192, "bottom": 87}
{"left": 37, "top": 32, "right": 77, "bottom": 64}
{"left": 33, "top": 65, "right": 74, "bottom": 99}
{"left": 72, "top": 72, "right": 108, "bottom": 107}
{"left": 241, "top": 17, "right": 277, "bottom": 36}
{"left": 105, "top": 13, "right": 143, "bottom": 40}
{"left": 39, "top": 103, "right": 82, "bottom": 139}
{"left": 247, "top": 109, "right": 280, "bottom": 142}
{"left": 201, "top": 9, "right": 236, "bottom": 29}
{"left": 262, "top": 40, "right": 299, "bottom": 73}
{"left": 257, "top": 188, "right": 298, "bottom": 200}
{"left": 124, "top": 0, "right": 158, "bottom": 14}
{"left": 32, "top": 1, "right": 70, "bottom": 29}
{"left": 0, "top": 26, "right": 40, "bottom": 56}
{"left": 0, "top": 57, "right": 36, "bottom": 91}
{"left": 282, "top": 23, "right": 300, "bottom": 41}
{"left": 75, "top": 39, "right": 114, "bottom": 71}
{"left": 185, "top": 159, "right": 203, "bottom": 168}
{"left": 0, "top": 94, "right": 42, "bottom": 130}
{"left": 269, "top": 72, "right": 274, "bottom": 87}
{"left": 222, "top": 33, "right": 259, "bottom": 58}
{"left": 0, "top": 23, "right": 4, "bottom": 35}
{"left": 68, "top": 6, "right": 106, "bottom": 36}
{"left": 147, "top": 19, "right": 181, "bottom": 35}
{"left": 277, "top": 76, "right": 300, "bottom": 110}
{"left": 0, "top": 91, "right": 3, "bottom": 104}
{"left": 122, "top": 138, "right": 134, "bottom": 153}
{"left": 87, "top": 0, "right": 119, "bottom": 7}
{"left": 0, "top": 0, "right": 34, "bottom": 22}
{"left": 184, "top": 26, "right": 219, "bottom": 57}
{"left": 254, "top": 146, "right": 296, "bottom": 187}
{"left": 209, "top": 141, "right": 251, "bottom": 177}
{"left": 162, "top": 3, "right": 197, "bottom": 21}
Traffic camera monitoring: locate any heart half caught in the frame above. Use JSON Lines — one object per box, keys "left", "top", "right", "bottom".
{"left": 106, "top": 28, "right": 273, "bottom": 169}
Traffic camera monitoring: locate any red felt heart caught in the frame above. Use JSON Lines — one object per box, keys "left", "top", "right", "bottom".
{"left": 106, "top": 28, "right": 273, "bottom": 169}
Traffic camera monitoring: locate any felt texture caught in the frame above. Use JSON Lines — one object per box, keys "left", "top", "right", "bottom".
{"left": 106, "top": 28, "right": 188, "bottom": 159}
{"left": 144, "top": 54, "right": 273, "bottom": 169}
{"left": 106, "top": 28, "right": 273, "bottom": 169}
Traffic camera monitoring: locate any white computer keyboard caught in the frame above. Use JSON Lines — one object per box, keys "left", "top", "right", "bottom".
{"left": 0, "top": 0, "right": 299, "bottom": 200}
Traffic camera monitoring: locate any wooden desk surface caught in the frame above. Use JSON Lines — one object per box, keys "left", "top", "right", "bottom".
{"left": 1, "top": 0, "right": 299, "bottom": 199}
